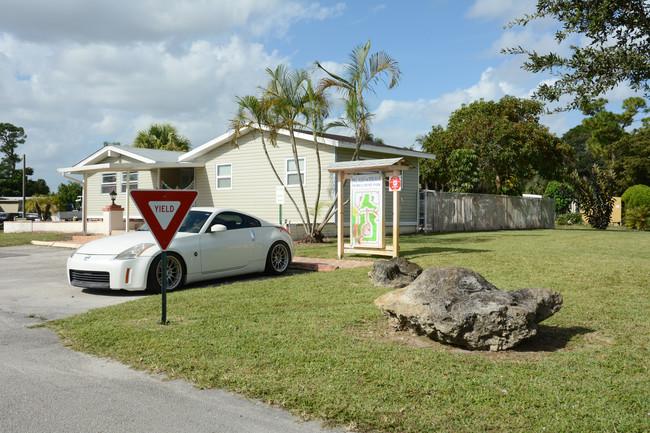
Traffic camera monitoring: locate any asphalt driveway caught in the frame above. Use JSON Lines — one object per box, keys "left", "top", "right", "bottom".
{"left": 0, "top": 244, "right": 341, "bottom": 433}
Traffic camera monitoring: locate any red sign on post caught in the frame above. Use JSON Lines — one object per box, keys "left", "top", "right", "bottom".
{"left": 389, "top": 175, "right": 402, "bottom": 192}
{"left": 130, "top": 190, "right": 198, "bottom": 250}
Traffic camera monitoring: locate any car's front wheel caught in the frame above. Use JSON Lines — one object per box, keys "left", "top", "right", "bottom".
{"left": 265, "top": 241, "right": 291, "bottom": 275}
{"left": 146, "top": 253, "right": 185, "bottom": 294}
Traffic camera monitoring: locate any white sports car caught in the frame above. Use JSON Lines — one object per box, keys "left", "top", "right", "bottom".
{"left": 67, "top": 208, "right": 293, "bottom": 292}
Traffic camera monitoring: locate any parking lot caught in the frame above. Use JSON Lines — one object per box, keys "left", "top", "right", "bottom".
{"left": 0, "top": 244, "right": 340, "bottom": 433}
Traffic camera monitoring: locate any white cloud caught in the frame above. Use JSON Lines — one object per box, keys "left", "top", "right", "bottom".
{"left": 0, "top": 1, "right": 309, "bottom": 188}
{"left": 466, "top": 0, "right": 537, "bottom": 23}
{"left": 0, "top": 1, "right": 346, "bottom": 44}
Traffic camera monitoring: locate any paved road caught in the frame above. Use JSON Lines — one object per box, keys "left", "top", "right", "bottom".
{"left": 0, "top": 245, "right": 342, "bottom": 433}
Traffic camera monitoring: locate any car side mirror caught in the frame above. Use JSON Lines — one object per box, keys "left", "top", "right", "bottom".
{"left": 210, "top": 224, "right": 227, "bottom": 233}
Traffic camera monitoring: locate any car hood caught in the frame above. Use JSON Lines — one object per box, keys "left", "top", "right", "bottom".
{"left": 74, "top": 231, "right": 193, "bottom": 255}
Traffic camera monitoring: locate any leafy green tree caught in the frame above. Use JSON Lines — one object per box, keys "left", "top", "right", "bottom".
{"left": 27, "top": 178, "right": 49, "bottom": 196}
{"left": 133, "top": 123, "right": 190, "bottom": 151}
{"left": 0, "top": 123, "right": 26, "bottom": 174}
{"left": 418, "top": 125, "right": 451, "bottom": 190}
{"left": 447, "top": 148, "right": 480, "bottom": 193}
{"left": 610, "top": 127, "right": 650, "bottom": 192}
{"left": 57, "top": 182, "right": 83, "bottom": 210}
{"left": 419, "top": 96, "right": 571, "bottom": 194}
{"left": 504, "top": 1, "right": 650, "bottom": 110}
{"left": 544, "top": 181, "right": 576, "bottom": 214}
{"left": 562, "top": 123, "right": 600, "bottom": 178}
{"left": 570, "top": 165, "right": 616, "bottom": 230}
{"left": 568, "top": 97, "right": 650, "bottom": 193}
{"left": 316, "top": 40, "right": 401, "bottom": 160}
{"left": 0, "top": 123, "right": 50, "bottom": 197}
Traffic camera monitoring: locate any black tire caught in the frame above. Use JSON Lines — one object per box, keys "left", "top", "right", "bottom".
{"left": 265, "top": 241, "right": 291, "bottom": 275}
{"left": 146, "top": 253, "right": 185, "bottom": 294}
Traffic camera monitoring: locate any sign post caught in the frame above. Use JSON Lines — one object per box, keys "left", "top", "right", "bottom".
{"left": 130, "top": 189, "right": 198, "bottom": 324}
{"left": 276, "top": 186, "right": 285, "bottom": 224}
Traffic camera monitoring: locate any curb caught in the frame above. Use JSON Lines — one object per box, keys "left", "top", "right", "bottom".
{"left": 31, "top": 240, "right": 81, "bottom": 249}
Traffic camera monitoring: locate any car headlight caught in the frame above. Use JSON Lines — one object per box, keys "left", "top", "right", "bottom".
{"left": 114, "top": 243, "right": 155, "bottom": 260}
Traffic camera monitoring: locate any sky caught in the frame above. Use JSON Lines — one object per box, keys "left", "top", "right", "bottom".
{"left": 0, "top": 0, "right": 641, "bottom": 191}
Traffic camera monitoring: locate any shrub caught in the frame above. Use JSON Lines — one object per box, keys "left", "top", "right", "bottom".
{"left": 544, "top": 181, "right": 575, "bottom": 214}
{"left": 621, "top": 184, "right": 650, "bottom": 210}
{"left": 570, "top": 166, "right": 616, "bottom": 230}
{"left": 623, "top": 206, "right": 650, "bottom": 231}
{"left": 557, "top": 212, "right": 583, "bottom": 225}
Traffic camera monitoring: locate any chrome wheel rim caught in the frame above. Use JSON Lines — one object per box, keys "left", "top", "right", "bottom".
{"left": 271, "top": 244, "right": 289, "bottom": 273}
{"left": 156, "top": 255, "right": 183, "bottom": 290}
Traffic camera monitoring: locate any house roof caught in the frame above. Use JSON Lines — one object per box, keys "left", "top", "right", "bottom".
{"left": 179, "top": 127, "right": 436, "bottom": 162}
{"left": 58, "top": 130, "right": 435, "bottom": 176}
{"left": 58, "top": 145, "right": 201, "bottom": 174}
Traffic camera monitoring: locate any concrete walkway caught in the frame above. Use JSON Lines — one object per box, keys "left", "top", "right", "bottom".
{"left": 32, "top": 236, "right": 372, "bottom": 272}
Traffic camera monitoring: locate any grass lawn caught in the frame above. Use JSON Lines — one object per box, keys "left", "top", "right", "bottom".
{"left": 0, "top": 231, "right": 70, "bottom": 247}
{"left": 46, "top": 229, "right": 649, "bottom": 432}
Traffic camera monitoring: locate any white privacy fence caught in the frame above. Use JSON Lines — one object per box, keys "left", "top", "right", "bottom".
{"left": 419, "top": 190, "right": 555, "bottom": 232}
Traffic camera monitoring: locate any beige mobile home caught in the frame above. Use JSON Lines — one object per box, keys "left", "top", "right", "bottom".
{"left": 58, "top": 128, "right": 435, "bottom": 237}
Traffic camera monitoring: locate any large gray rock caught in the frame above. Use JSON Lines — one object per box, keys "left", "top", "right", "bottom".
{"left": 368, "top": 257, "right": 423, "bottom": 288}
{"left": 374, "top": 266, "right": 563, "bottom": 351}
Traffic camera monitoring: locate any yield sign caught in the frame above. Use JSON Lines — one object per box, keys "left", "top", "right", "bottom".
{"left": 130, "top": 190, "right": 198, "bottom": 250}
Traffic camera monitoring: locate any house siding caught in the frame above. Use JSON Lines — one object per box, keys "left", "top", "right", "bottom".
{"left": 194, "top": 133, "right": 336, "bottom": 226}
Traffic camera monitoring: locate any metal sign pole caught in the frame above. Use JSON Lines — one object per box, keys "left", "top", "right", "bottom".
{"left": 159, "top": 251, "right": 168, "bottom": 324}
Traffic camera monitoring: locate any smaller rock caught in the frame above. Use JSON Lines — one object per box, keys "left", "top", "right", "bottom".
{"left": 369, "top": 257, "right": 423, "bottom": 288}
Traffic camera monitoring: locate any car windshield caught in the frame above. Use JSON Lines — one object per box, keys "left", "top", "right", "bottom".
{"left": 136, "top": 210, "right": 213, "bottom": 233}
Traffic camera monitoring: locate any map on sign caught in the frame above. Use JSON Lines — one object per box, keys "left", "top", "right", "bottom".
{"left": 130, "top": 190, "right": 198, "bottom": 251}
{"left": 350, "top": 174, "right": 383, "bottom": 247}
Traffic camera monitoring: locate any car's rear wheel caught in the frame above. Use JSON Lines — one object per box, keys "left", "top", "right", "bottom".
{"left": 265, "top": 241, "right": 291, "bottom": 275}
{"left": 146, "top": 253, "right": 185, "bottom": 294}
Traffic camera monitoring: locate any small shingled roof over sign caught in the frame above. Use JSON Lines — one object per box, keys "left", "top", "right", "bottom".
{"left": 326, "top": 157, "right": 414, "bottom": 173}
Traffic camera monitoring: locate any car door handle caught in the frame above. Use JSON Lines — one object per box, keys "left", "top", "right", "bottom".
{"left": 250, "top": 230, "right": 256, "bottom": 241}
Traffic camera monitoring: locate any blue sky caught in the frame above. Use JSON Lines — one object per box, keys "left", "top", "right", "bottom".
{"left": 0, "top": 0, "right": 640, "bottom": 190}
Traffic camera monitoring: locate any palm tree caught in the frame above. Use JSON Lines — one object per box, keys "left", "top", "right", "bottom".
{"left": 230, "top": 94, "right": 308, "bottom": 230}
{"left": 26, "top": 194, "right": 63, "bottom": 221}
{"left": 263, "top": 65, "right": 313, "bottom": 233}
{"left": 231, "top": 67, "right": 334, "bottom": 241}
{"left": 316, "top": 40, "right": 401, "bottom": 160}
{"left": 304, "top": 77, "right": 332, "bottom": 240}
{"left": 133, "top": 123, "right": 191, "bottom": 152}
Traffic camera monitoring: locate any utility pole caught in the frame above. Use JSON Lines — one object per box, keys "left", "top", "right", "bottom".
{"left": 22, "top": 154, "right": 26, "bottom": 218}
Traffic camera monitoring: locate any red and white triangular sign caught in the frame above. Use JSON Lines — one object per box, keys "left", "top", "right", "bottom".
{"left": 130, "top": 190, "right": 198, "bottom": 250}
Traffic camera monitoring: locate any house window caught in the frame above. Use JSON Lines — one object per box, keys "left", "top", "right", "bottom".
{"left": 121, "top": 172, "right": 138, "bottom": 193}
{"left": 101, "top": 173, "right": 117, "bottom": 194}
{"left": 216, "top": 163, "right": 232, "bottom": 189}
{"left": 286, "top": 157, "right": 305, "bottom": 186}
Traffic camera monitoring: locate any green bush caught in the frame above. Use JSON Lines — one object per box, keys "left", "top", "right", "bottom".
{"left": 623, "top": 206, "right": 650, "bottom": 231}
{"left": 570, "top": 166, "right": 616, "bottom": 230}
{"left": 621, "top": 184, "right": 650, "bottom": 210}
{"left": 556, "top": 212, "right": 583, "bottom": 225}
{"left": 544, "top": 181, "right": 575, "bottom": 214}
